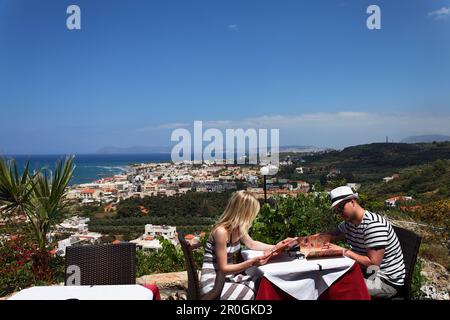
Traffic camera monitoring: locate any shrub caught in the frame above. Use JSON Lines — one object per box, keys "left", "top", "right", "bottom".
{"left": 0, "top": 236, "right": 36, "bottom": 297}
{"left": 0, "top": 236, "right": 64, "bottom": 297}
{"left": 0, "top": 262, "right": 35, "bottom": 297}
{"left": 136, "top": 236, "right": 205, "bottom": 276}
{"left": 250, "top": 193, "right": 340, "bottom": 244}
{"left": 414, "top": 200, "right": 450, "bottom": 243}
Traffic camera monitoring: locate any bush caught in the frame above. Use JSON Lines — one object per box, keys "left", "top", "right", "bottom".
{"left": 0, "top": 236, "right": 37, "bottom": 297}
{"left": 0, "top": 236, "right": 65, "bottom": 297}
{"left": 414, "top": 200, "right": 450, "bottom": 243}
{"left": 136, "top": 236, "right": 205, "bottom": 276}
{"left": 250, "top": 193, "right": 340, "bottom": 244}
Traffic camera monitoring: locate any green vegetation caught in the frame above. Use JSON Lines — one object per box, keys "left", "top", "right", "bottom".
{"left": 87, "top": 191, "right": 232, "bottom": 239}
{"left": 136, "top": 236, "right": 206, "bottom": 276}
{"left": 278, "top": 142, "right": 450, "bottom": 183}
{"left": 0, "top": 156, "right": 74, "bottom": 281}
{"left": 362, "top": 159, "right": 450, "bottom": 202}
{"left": 411, "top": 259, "right": 425, "bottom": 300}
{"left": 0, "top": 235, "right": 64, "bottom": 297}
{"left": 251, "top": 193, "right": 340, "bottom": 244}
{"left": 116, "top": 191, "right": 231, "bottom": 218}
{"left": 279, "top": 145, "right": 449, "bottom": 274}
{"left": 89, "top": 215, "right": 215, "bottom": 241}
{"left": 359, "top": 160, "right": 450, "bottom": 248}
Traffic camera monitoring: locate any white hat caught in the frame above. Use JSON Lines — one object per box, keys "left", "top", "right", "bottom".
{"left": 329, "top": 186, "right": 358, "bottom": 208}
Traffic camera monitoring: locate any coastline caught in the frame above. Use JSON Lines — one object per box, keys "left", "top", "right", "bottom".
{"left": 3, "top": 153, "right": 173, "bottom": 186}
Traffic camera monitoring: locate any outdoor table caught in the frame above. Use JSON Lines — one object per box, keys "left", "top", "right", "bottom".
{"left": 242, "top": 249, "right": 370, "bottom": 300}
{"left": 8, "top": 284, "right": 155, "bottom": 300}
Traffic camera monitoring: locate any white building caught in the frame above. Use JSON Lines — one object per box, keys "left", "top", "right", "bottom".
{"left": 385, "top": 196, "right": 414, "bottom": 207}
{"left": 56, "top": 232, "right": 103, "bottom": 256}
{"left": 56, "top": 216, "right": 90, "bottom": 233}
{"left": 130, "top": 224, "right": 177, "bottom": 250}
{"left": 145, "top": 224, "right": 176, "bottom": 239}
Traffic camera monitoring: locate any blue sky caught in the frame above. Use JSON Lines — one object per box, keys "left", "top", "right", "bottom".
{"left": 0, "top": 0, "right": 449, "bottom": 154}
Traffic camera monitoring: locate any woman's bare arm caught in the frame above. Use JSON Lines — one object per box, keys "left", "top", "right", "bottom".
{"left": 241, "top": 232, "right": 275, "bottom": 251}
{"left": 213, "top": 227, "right": 263, "bottom": 274}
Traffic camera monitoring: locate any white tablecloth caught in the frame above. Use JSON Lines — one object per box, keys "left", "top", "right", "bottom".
{"left": 8, "top": 285, "right": 154, "bottom": 300}
{"left": 242, "top": 249, "right": 355, "bottom": 300}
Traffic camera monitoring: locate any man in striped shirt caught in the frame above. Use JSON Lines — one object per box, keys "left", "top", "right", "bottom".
{"left": 317, "top": 186, "right": 406, "bottom": 298}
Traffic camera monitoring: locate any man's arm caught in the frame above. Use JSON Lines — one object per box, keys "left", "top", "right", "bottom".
{"left": 343, "top": 247, "right": 385, "bottom": 268}
{"left": 324, "top": 243, "right": 385, "bottom": 268}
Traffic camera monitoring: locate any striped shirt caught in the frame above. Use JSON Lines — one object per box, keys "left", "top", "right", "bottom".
{"left": 199, "top": 237, "right": 257, "bottom": 300}
{"left": 338, "top": 210, "right": 406, "bottom": 286}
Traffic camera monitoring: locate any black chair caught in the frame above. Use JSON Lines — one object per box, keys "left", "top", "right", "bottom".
{"left": 178, "top": 231, "right": 225, "bottom": 300}
{"left": 392, "top": 226, "right": 422, "bottom": 300}
{"left": 65, "top": 243, "right": 136, "bottom": 286}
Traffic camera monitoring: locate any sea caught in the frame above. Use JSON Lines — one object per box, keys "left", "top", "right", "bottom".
{"left": 3, "top": 154, "right": 172, "bottom": 185}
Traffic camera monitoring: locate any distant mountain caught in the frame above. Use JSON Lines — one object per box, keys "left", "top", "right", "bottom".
{"left": 97, "top": 146, "right": 172, "bottom": 154}
{"left": 402, "top": 135, "right": 450, "bottom": 144}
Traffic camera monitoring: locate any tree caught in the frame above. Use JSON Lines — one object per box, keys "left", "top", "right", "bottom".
{"left": 0, "top": 156, "right": 75, "bottom": 280}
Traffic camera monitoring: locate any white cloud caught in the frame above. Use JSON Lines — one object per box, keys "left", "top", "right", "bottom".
{"left": 227, "top": 24, "right": 239, "bottom": 31}
{"left": 153, "top": 112, "right": 450, "bottom": 148}
{"left": 428, "top": 7, "right": 450, "bottom": 20}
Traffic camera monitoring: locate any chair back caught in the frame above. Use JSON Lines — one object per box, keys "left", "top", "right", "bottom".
{"left": 65, "top": 243, "right": 136, "bottom": 286}
{"left": 392, "top": 226, "right": 422, "bottom": 299}
{"left": 178, "top": 231, "right": 201, "bottom": 300}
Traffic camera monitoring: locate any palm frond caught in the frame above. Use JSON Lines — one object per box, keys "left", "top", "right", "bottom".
{"left": 0, "top": 157, "right": 35, "bottom": 214}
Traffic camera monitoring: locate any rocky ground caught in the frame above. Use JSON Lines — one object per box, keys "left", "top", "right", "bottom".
{"left": 419, "top": 258, "right": 449, "bottom": 300}
{"left": 137, "top": 271, "right": 188, "bottom": 300}
{"left": 389, "top": 219, "right": 449, "bottom": 300}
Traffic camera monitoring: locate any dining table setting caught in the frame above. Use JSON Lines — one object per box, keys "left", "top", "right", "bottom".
{"left": 242, "top": 249, "right": 371, "bottom": 300}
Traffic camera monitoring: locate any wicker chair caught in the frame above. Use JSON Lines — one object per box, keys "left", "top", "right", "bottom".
{"left": 65, "top": 243, "right": 137, "bottom": 286}
{"left": 178, "top": 231, "right": 225, "bottom": 300}
{"left": 392, "top": 226, "right": 422, "bottom": 300}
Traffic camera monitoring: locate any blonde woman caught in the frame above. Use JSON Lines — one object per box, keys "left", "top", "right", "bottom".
{"left": 199, "top": 190, "right": 283, "bottom": 300}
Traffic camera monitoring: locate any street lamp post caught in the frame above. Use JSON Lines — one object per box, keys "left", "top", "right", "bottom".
{"left": 260, "top": 164, "right": 278, "bottom": 203}
{"left": 263, "top": 174, "right": 267, "bottom": 202}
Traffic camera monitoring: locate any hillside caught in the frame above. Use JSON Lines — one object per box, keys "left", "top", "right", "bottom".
{"left": 402, "top": 135, "right": 450, "bottom": 143}
{"left": 361, "top": 159, "right": 450, "bottom": 202}
{"left": 297, "top": 142, "right": 450, "bottom": 182}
